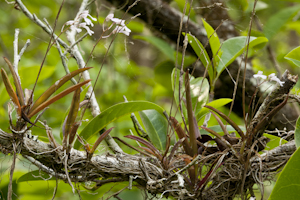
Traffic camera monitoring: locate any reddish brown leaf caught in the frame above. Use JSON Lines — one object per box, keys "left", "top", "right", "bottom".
{"left": 91, "top": 127, "right": 114, "bottom": 154}
{"left": 125, "top": 135, "right": 162, "bottom": 161}
{"left": 64, "top": 88, "right": 81, "bottom": 139}
{"left": 4, "top": 57, "right": 25, "bottom": 106}
{"left": 1, "top": 68, "right": 21, "bottom": 116}
{"left": 204, "top": 105, "right": 245, "bottom": 140}
{"left": 28, "top": 79, "right": 91, "bottom": 118}
{"left": 30, "top": 67, "right": 92, "bottom": 112}
{"left": 113, "top": 137, "right": 152, "bottom": 157}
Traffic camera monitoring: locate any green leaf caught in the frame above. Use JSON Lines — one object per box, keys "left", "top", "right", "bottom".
{"left": 216, "top": 36, "right": 268, "bottom": 79}
{"left": 139, "top": 109, "right": 168, "bottom": 151}
{"left": 17, "top": 170, "right": 55, "bottom": 183}
{"left": 171, "top": 68, "right": 209, "bottom": 121}
{"left": 197, "top": 98, "right": 232, "bottom": 121}
{"left": 295, "top": 116, "right": 300, "bottom": 148}
{"left": 133, "top": 35, "right": 175, "bottom": 61}
{"left": 268, "top": 147, "right": 300, "bottom": 200}
{"left": 285, "top": 46, "right": 300, "bottom": 68}
{"left": 263, "top": 5, "right": 300, "bottom": 40}
{"left": 184, "top": 33, "right": 214, "bottom": 83}
{"left": 74, "top": 101, "right": 165, "bottom": 149}
{"left": 202, "top": 19, "right": 222, "bottom": 67}
{"left": 263, "top": 133, "right": 288, "bottom": 151}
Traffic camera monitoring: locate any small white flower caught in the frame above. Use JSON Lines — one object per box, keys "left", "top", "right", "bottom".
{"left": 63, "top": 10, "right": 96, "bottom": 35}
{"left": 78, "top": 23, "right": 94, "bottom": 35}
{"left": 113, "top": 25, "right": 131, "bottom": 36}
{"left": 249, "top": 197, "right": 256, "bottom": 200}
{"left": 253, "top": 71, "right": 267, "bottom": 80}
{"left": 268, "top": 73, "right": 285, "bottom": 86}
{"left": 105, "top": 13, "right": 131, "bottom": 36}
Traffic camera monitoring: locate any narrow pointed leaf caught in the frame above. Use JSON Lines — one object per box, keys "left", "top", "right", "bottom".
{"left": 205, "top": 105, "right": 245, "bottom": 140}
{"left": 139, "top": 146, "right": 158, "bottom": 157}
{"left": 30, "top": 67, "right": 92, "bottom": 112}
{"left": 68, "top": 122, "right": 81, "bottom": 145}
{"left": 139, "top": 109, "right": 168, "bottom": 151}
{"left": 4, "top": 57, "right": 25, "bottom": 106}
{"left": 113, "top": 137, "right": 152, "bottom": 157}
{"left": 125, "top": 135, "right": 163, "bottom": 160}
{"left": 202, "top": 19, "right": 222, "bottom": 67}
{"left": 91, "top": 127, "right": 114, "bottom": 154}
{"left": 63, "top": 88, "right": 81, "bottom": 140}
{"left": 210, "top": 111, "right": 229, "bottom": 136}
{"left": 184, "top": 33, "right": 214, "bottom": 83}
{"left": 1, "top": 68, "right": 21, "bottom": 116}
{"left": 74, "top": 101, "right": 164, "bottom": 149}
{"left": 28, "top": 79, "right": 91, "bottom": 118}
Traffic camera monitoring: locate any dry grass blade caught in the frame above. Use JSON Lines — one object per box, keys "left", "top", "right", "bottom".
{"left": 30, "top": 67, "right": 92, "bottom": 112}
{"left": 91, "top": 127, "right": 114, "bottom": 153}
{"left": 64, "top": 88, "right": 81, "bottom": 140}
{"left": 210, "top": 111, "right": 229, "bottom": 136}
{"left": 28, "top": 79, "right": 91, "bottom": 118}
{"left": 113, "top": 137, "right": 152, "bottom": 157}
{"left": 205, "top": 105, "right": 245, "bottom": 140}
{"left": 1, "top": 68, "right": 21, "bottom": 116}
{"left": 125, "top": 135, "right": 163, "bottom": 160}
{"left": 4, "top": 57, "right": 25, "bottom": 106}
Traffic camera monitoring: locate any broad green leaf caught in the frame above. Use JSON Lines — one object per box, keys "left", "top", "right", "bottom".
{"left": 263, "top": 5, "right": 300, "bottom": 40}
{"left": 184, "top": 33, "right": 214, "bottom": 83}
{"left": 17, "top": 170, "right": 55, "bottom": 183}
{"left": 295, "top": 116, "right": 300, "bottom": 148}
{"left": 74, "top": 101, "right": 165, "bottom": 149}
{"left": 202, "top": 19, "right": 222, "bottom": 67}
{"left": 139, "top": 109, "right": 168, "bottom": 151}
{"left": 268, "top": 147, "right": 300, "bottom": 200}
{"left": 171, "top": 68, "right": 209, "bottom": 121}
{"left": 197, "top": 98, "right": 232, "bottom": 121}
{"left": 285, "top": 46, "right": 300, "bottom": 68}
{"left": 264, "top": 133, "right": 288, "bottom": 151}
{"left": 200, "top": 125, "right": 246, "bottom": 136}
{"left": 133, "top": 35, "right": 175, "bottom": 61}
{"left": 216, "top": 36, "right": 268, "bottom": 78}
